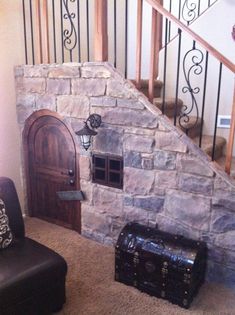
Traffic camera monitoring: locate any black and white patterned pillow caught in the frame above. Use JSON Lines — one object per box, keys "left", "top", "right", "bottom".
{"left": 0, "top": 198, "right": 13, "bottom": 249}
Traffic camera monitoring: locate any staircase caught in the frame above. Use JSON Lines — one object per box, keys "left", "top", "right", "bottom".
{"left": 135, "top": 79, "right": 227, "bottom": 161}
{"left": 21, "top": 0, "right": 235, "bottom": 174}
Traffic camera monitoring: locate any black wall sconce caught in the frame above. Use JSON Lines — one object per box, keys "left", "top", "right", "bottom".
{"left": 75, "top": 114, "right": 102, "bottom": 151}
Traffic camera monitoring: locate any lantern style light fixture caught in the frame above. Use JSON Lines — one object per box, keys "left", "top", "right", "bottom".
{"left": 75, "top": 114, "right": 102, "bottom": 150}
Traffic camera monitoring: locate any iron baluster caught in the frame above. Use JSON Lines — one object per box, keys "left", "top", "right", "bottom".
{"left": 22, "top": 0, "right": 28, "bottom": 64}
{"left": 168, "top": 0, "right": 172, "bottom": 43}
{"left": 178, "top": 0, "right": 182, "bottom": 20}
{"left": 29, "top": 0, "right": 35, "bottom": 65}
{"left": 114, "top": 0, "right": 117, "bottom": 68}
{"left": 199, "top": 51, "right": 209, "bottom": 148}
{"left": 174, "top": 28, "right": 182, "bottom": 126}
{"left": 212, "top": 63, "right": 223, "bottom": 161}
{"left": 77, "top": 0, "right": 81, "bottom": 62}
{"left": 179, "top": 40, "right": 204, "bottom": 135}
{"left": 198, "top": 0, "right": 201, "bottom": 17}
{"left": 60, "top": 0, "right": 64, "bottom": 62}
{"left": 52, "top": 0, "right": 57, "bottom": 63}
{"left": 86, "top": 0, "right": 90, "bottom": 61}
{"left": 182, "top": 0, "right": 197, "bottom": 25}
{"left": 62, "top": 0, "right": 77, "bottom": 62}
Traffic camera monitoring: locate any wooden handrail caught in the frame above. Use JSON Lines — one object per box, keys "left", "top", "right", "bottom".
{"left": 145, "top": 0, "right": 235, "bottom": 73}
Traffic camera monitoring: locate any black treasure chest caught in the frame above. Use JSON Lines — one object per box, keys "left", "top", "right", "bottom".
{"left": 115, "top": 222, "right": 207, "bottom": 309}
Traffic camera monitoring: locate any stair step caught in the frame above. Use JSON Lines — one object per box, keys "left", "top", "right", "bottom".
{"left": 193, "top": 135, "right": 226, "bottom": 160}
{"left": 132, "top": 79, "right": 163, "bottom": 98}
{"left": 153, "top": 97, "right": 183, "bottom": 117}
{"left": 171, "top": 116, "right": 203, "bottom": 139}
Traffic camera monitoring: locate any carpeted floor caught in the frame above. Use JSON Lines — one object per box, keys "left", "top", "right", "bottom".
{"left": 25, "top": 218, "right": 235, "bottom": 315}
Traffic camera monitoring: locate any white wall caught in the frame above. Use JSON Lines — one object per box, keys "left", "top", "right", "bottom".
{"left": 0, "top": 0, "right": 25, "bottom": 208}
{"left": 125, "top": 0, "right": 235, "bottom": 154}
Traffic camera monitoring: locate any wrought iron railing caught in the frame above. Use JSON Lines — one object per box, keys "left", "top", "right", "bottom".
{"left": 21, "top": 0, "right": 235, "bottom": 175}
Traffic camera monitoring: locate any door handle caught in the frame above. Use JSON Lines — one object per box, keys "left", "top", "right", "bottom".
{"left": 61, "top": 169, "right": 75, "bottom": 176}
{"left": 68, "top": 169, "right": 74, "bottom": 176}
{"left": 69, "top": 179, "right": 75, "bottom": 186}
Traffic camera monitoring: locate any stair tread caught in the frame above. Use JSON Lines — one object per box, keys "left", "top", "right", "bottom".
{"left": 131, "top": 79, "right": 163, "bottom": 88}
{"left": 153, "top": 97, "right": 183, "bottom": 109}
{"left": 193, "top": 135, "right": 226, "bottom": 153}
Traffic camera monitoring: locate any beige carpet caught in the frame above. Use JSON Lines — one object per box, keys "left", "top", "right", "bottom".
{"left": 25, "top": 218, "right": 235, "bottom": 315}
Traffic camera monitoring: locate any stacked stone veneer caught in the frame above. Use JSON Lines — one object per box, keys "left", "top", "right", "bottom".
{"left": 15, "top": 62, "right": 235, "bottom": 288}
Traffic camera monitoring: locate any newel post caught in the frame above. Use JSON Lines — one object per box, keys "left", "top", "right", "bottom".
{"left": 94, "top": 0, "right": 108, "bottom": 61}
{"left": 225, "top": 79, "right": 235, "bottom": 174}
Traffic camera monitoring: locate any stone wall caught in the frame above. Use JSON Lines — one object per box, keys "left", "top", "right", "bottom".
{"left": 15, "top": 62, "right": 235, "bottom": 288}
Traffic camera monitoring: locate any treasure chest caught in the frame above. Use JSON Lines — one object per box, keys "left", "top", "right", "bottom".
{"left": 115, "top": 222, "right": 207, "bottom": 308}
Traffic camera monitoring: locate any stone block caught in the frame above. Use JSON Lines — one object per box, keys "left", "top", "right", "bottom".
{"left": 47, "top": 79, "right": 70, "bottom": 95}
{"left": 155, "top": 170, "right": 177, "bottom": 189}
{"left": 81, "top": 65, "right": 111, "bottom": 78}
{"left": 94, "top": 108, "right": 158, "bottom": 129}
{"left": 82, "top": 209, "right": 111, "bottom": 235}
{"left": 206, "top": 261, "right": 235, "bottom": 289}
{"left": 117, "top": 99, "right": 145, "bottom": 110}
{"left": 80, "top": 180, "right": 92, "bottom": 203}
{"left": 123, "top": 206, "right": 149, "bottom": 224}
{"left": 124, "top": 134, "right": 154, "bottom": 153}
{"left": 142, "top": 158, "right": 153, "bottom": 170}
{"left": 16, "top": 77, "right": 46, "bottom": 93}
{"left": 154, "top": 150, "right": 177, "bottom": 170}
{"left": 24, "top": 65, "right": 49, "bottom": 77}
{"left": 124, "top": 127, "right": 155, "bottom": 136}
{"left": 57, "top": 95, "right": 90, "bottom": 119}
{"left": 212, "top": 191, "right": 235, "bottom": 211}
{"left": 14, "top": 66, "right": 24, "bottom": 77}
{"left": 124, "top": 167, "right": 154, "bottom": 195}
{"left": 155, "top": 215, "right": 200, "bottom": 239}
{"left": 177, "top": 155, "right": 214, "bottom": 177}
{"left": 164, "top": 189, "right": 211, "bottom": 231}
{"left": 36, "top": 94, "right": 56, "bottom": 111}
{"left": 124, "top": 151, "right": 142, "bottom": 169}
{"left": 214, "top": 177, "right": 231, "bottom": 191}
{"left": 211, "top": 208, "right": 235, "bottom": 233}
{"left": 106, "top": 79, "right": 132, "bottom": 98}
{"left": 178, "top": 173, "right": 213, "bottom": 196}
{"left": 110, "top": 220, "right": 125, "bottom": 239}
{"left": 93, "top": 128, "right": 123, "bottom": 155}
{"left": 48, "top": 65, "right": 80, "bottom": 78}
{"left": 215, "top": 231, "right": 235, "bottom": 251}
{"left": 155, "top": 131, "right": 187, "bottom": 153}
{"left": 133, "top": 196, "right": 164, "bottom": 212}
{"left": 90, "top": 96, "right": 116, "bottom": 107}
{"left": 16, "top": 105, "right": 34, "bottom": 124}
{"left": 124, "top": 196, "right": 133, "bottom": 206}
{"left": 72, "top": 78, "right": 106, "bottom": 96}
{"left": 16, "top": 93, "right": 36, "bottom": 107}
{"left": 79, "top": 155, "right": 91, "bottom": 181}
{"left": 93, "top": 187, "right": 123, "bottom": 218}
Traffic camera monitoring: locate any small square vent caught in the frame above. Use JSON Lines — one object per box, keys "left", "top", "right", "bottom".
{"left": 217, "top": 115, "right": 231, "bottom": 128}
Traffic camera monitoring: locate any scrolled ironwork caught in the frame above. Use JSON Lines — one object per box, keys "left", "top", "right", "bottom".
{"left": 179, "top": 42, "right": 204, "bottom": 133}
{"left": 62, "top": 0, "right": 77, "bottom": 52}
{"left": 182, "top": 0, "right": 198, "bottom": 24}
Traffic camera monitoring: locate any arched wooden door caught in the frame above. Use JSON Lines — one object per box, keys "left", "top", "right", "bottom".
{"left": 23, "top": 110, "right": 81, "bottom": 232}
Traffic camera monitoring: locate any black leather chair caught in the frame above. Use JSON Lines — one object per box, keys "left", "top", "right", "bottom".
{"left": 0, "top": 177, "right": 67, "bottom": 315}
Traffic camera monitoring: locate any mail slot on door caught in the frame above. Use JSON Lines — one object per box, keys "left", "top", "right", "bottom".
{"left": 56, "top": 191, "right": 85, "bottom": 201}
